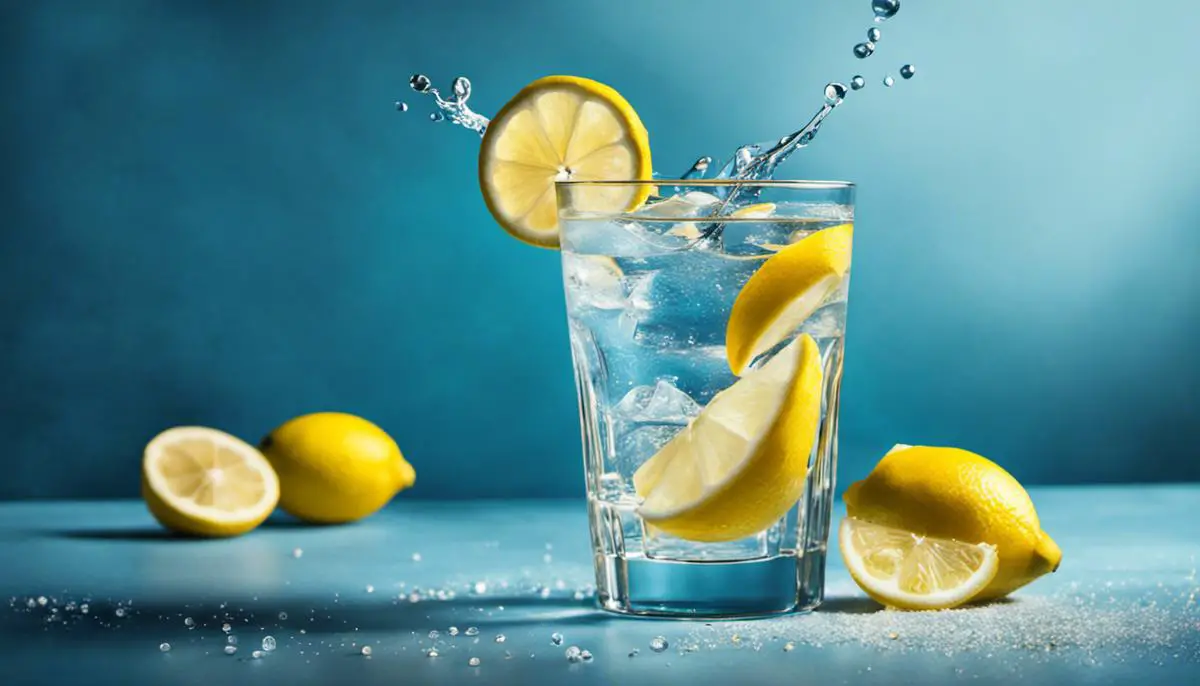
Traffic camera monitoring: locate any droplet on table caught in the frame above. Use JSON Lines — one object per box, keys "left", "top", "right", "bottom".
{"left": 159, "top": 642, "right": 171, "bottom": 652}
{"left": 222, "top": 623, "right": 232, "bottom": 633}
{"left": 227, "top": 635, "right": 238, "bottom": 645}
{"left": 551, "top": 632, "right": 564, "bottom": 645}
{"left": 278, "top": 612, "right": 288, "bottom": 621}
{"left": 474, "top": 581, "right": 487, "bottom": 594}
{"left": 628, "top": 649, "right": 640, "bottom": 657}
{"left": 251, "top": 650, "right": 264, "bottom": 659}
{"left": 361, "top": 646, "right": 373, "bottom": 656}
{"left": 580, "top": 649, "right": 593, "bottom": 662}
{"left": 183, "top": 617, "right": 194, "bottom": 627}
{"left": 224, "top": 645, "right": 237, "bottom": 655}
{"left": 428, "top": 630, "right": 440, "bottom": 639}
{"left": 426, "top": 648, "right": 440, "bottom": 658}
{"left": 115, "top": 608, "right": 126, "bottom": 618}
{"left": 565, "top": 646, "right": 583, "bottom": 663}
{"left": 465, "top": 627, "right": 479, "bottom": 637}
{"left": 449, "top": 626, "right": 459, "bottom": 636}
{"left": 36, "top": 597, "right": 47, "bottom": 606}
{"left": 783, "top": 641, "right": 796, "bottom": 652}
{"left": 650, "top": 636, "right": 669, "bottom": 652}
{"left": 262, "top": 636, "right": 276, "bottom": 652}
{"left": 468, "top": 656, "right": 480, "bottom": 667}
{"left": 292, "top": 548, "right": 303, "bottom": 559}
{"left": 495, "top": 634, "right": 506, "bottom": 643}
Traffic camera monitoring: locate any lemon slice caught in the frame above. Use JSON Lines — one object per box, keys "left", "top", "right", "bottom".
{"left": 633, "top": 334, "right": 823, "bottom": 542}
{"left": 478, "top": 75, "right": 653, "bottom": 248}
{"left": 839, "top": 517, "right": 999, "bottom": 610}
{"left": 142, "top": 426, "right": 279, "bottom": 537}
{"left": 725, "top": 223, "right": 853, "bottom": 375}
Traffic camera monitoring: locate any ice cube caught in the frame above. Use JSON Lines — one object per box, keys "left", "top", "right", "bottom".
{"left": 613, "top": 379, "right": 701, "bottom": 425}
{"left": 563, "top": 253, "right": 626, "bottom": 311}
{"left": 618, "top": 425, "right": 683, "bottom": 470}
{"left": 562, "top": 219, "right": 686, "bottom": 258}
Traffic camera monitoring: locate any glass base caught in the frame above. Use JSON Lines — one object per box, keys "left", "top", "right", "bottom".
{"left": 593, "top": 546, "right": 828, "bottom": 618}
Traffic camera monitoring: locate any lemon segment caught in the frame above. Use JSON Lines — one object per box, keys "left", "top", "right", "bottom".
{"left": 725, "top": 223, "right": 853, "bottom": 375}
{"left": 479, "top": 75, "right": 653, "bottom": 248}
{"left": 142, "top": 426, "right": 280, "bottom": 537}
{"left": 839, "top": 517, "right": 999, "bottom": 610}
{"left": 633, "top": 334, "right": 823, "bottom": 542}
{"left": 260, "top": 412, "right": 415, "bottom": 525}
{"left": 844, "top": 444, "right": 1062, "bottom": 601}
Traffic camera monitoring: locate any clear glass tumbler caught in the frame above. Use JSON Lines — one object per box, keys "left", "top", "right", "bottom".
{"left": 556, "top": 179, "right": 854, "bottom": 617}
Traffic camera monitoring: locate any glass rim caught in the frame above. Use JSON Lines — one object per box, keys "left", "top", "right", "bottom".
{"left": 556, "top": 178, "right": 855, "bottom": 190}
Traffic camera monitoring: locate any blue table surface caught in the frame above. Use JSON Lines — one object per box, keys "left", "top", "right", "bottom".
{"left": 0, "top": 486, "right": 1197, "bottom": 686}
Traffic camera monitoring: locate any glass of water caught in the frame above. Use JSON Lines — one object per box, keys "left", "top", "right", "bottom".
{"left": 556, "top": 179, "right": 854, "bottom": 617}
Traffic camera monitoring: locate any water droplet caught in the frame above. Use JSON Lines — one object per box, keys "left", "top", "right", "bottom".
{"left": 551, "top": 632, "right": 564, "bottom": 646}
{"left": 407, "top": 592, "right": 421, "bottom": 603}
{"left": 452, "top": 77, "right": 471, "bottom": 101}
{"left": 851, "top": 76, "right": 866, "bottom": 90}
{"left": 426, "top": 648, "right": 440, "bottom": 658}
{"left": 262, "top": 636, "right": 276, "bottom": 652}
{"left": 884, "top": 75, "right": 895, "bottom": 87}
{"left": 365, "top": 585, "right": 374, "bottom": 593}
{"left": 410, "top": 74, "right": 432, "bottom": 92}
{"left": 411, "top": 552, "right": 422, "bottom": 562}
{"left": 872, "top": 0, "right": 900, "bottom": 22}
{"left": 80, "top": 604, "right": 89, "bottom": 614}
{"left": 222, "top": 623, "right": 232, "bottom": 633}
{"left": 468, "top": 656, "right": 480, "bottom": 667}
{"left": 428, "top": 630, "right": 440, "bottom": 639}
{"left": 628, "top": 649, "right": 640, "bottom": 657}
{"left": 854, "top": 42, "right": 876, "bottom": 59}
{"left": 565, "top": 646, "right": 583, "bottom": 663}
{"left": 395, "top": 101, "right": 408, "bottom": 112}
{"left": 430, "top": 112, "right": 444, "bottom": 122}
{"left": 224, "top": 645, "right": 237, "bottom": 655}
{"left": 183, "top": 617, "right": 194, "bottom": 627}
{"left": 115, "top": 608, "right": 126, "bottom": 618}
{"left": 868, "top": 27, "right": 882, "bottom": 42}
{"left": 361, "top": 646, "right": 373, "bottom": 656}
{"left": 495, "top": 634, "right": 506, "bottom": 643}
{"left": 159, "top": 642, "right": 171, "bottom": 652}
{"left": 278, "top": 612, "right": 288, "bottom": 620}
{"left": 473, "top": 581, "right": 487, "bottom": 594}
{"left": 292, "top": 548, "right": 303, "bottom": 558}
{"left": 650, "top": 636, "right": 669, "bottom": 652}
{"left": 227, "top": 635, "right": 238, "bottom": 646}
{"left": 252, "top": 650, "right": 265, "bottom": 659}
{"left": 36, "top": 597, "right": 47, "bottom": 606}
{"left": 580, "top": 649, "right": 593, "bottom": 662}
{"left": 504, "top": 650, "right": 513, "bottom": 660}
{"left": 783, "top": 641, "right": 796, "bottom": 652}
{"left": 825, "top": 82, "right": 848, "bottom": 105}
{"left": 900, "top": 64, "right": 916, "bottom": 79}
{"left": 465, "top": 627, "right": 479, "bottom": 637}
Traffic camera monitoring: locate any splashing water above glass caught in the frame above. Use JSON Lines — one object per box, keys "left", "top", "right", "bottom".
{"left": 873, "top": 0, "right": 900, "bottom": 22}
{"left": 402, "top": 74, "right": 490, "bottom": 136}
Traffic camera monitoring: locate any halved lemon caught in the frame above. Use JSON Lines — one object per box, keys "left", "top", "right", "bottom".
{"left": 725, "top": 223, "right": 853, "bottom": 375}
{"left": 478, "top": 75, "right": 653, "bottom": 248}
{"left": 839, "top": 517, "right": 999, "bottom": 610}
{"left": 633, "top": 334, "right": 823, "bottom": 542}
{"left": 142, "top": 426, "right": 280, "bottom": 537}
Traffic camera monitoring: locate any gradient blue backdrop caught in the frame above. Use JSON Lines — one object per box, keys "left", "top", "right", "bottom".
{"left": 2, "top": 0, "right": 1198, "bottom": 500}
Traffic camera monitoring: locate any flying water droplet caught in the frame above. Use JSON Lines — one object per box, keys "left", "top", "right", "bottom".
{"left": 873, "top": 0, "right": 900, "bottom": 22}
{"left": 430, "top": 112, "right": 444, "bottom": 122}
{"left": 551, "top": 632, "right": 564, "bottom": 646}
{"left": 453, "top": 77, "right": 471, "bottom": 101}
{"left": 395, "top": 101, "right": 408, "bottom": 112}
{"left": 853, "top": 42, "right": 875, "bottom": 59}
{"left": 183, "top": 617, "right": 194, "bottom": 627}
{"left": 824, "top": 82, "right": 848, "bottom": 106}
{"left": 884, "top": 75, "right": 895, "bottom": 87}
{"left": 851, "top": 75, "right": 866, "bottom": 90}
{"left": 900, "top": 64, "right": 916, "bottom": 79}
{"left": 410, "top": 74, "right": 432, "bottom": 92}
{"left": 868, "top": 27, "right": 881, "bottom": 42}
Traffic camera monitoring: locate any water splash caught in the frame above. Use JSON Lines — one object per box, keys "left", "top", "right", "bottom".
{"left": 682, "top": 156, "right": 712, "bottom": 179}
{"left": 402, "top": 74, "right": 490, "bottom": 136}
{"left": 873, "top": 0, "right": 900, "bottom": 22}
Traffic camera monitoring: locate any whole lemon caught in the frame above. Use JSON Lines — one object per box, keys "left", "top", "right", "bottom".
{"left": 844, "top": 445, "right": 1061, "bottom": 601}
{"left": 260, "top": 412, "right": 415, "bottom": 524}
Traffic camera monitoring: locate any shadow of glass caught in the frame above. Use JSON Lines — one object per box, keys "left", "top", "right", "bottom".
{"left": 815, "top": 596, "right": 882, "bottom": 614}
{"left": 0, "top": 594, "right": 611, "bottom": 643}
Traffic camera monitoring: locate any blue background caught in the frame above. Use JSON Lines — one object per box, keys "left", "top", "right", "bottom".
{"left": 1, "top": 0, "right": 1197, "bottom": 500}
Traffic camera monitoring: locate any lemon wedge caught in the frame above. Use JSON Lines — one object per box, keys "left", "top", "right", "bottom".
{"left": 725, "top": 223, "right": 852, "bottom": 375}
{"left": 478, "top": 75, "right": 653, "bottom": 248}
{"left": 839, "top": 517, "right": 999, "bottom": 610}
{"left": 633, "top": 334, "right": 823, "bottom": 542}
{"left": 142, "top": 427, "right": 279, "bottom": 537}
